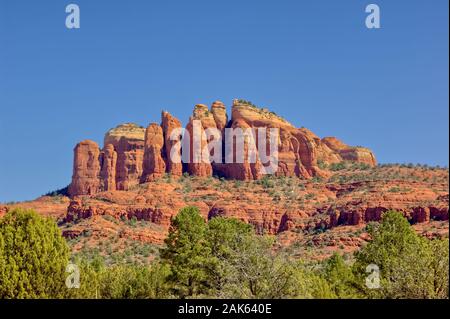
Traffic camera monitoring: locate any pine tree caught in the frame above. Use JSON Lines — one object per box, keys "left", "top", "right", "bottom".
{"left": 159, "top": 206, "right": 210, "bottom": 298}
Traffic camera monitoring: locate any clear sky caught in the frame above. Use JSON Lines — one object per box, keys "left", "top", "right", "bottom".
{"left": 0, "top": 0, "right": 448, "bottom": 202}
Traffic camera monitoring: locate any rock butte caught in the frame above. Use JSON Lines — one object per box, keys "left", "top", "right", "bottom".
{"left": 68, "top": 99, "right": 377, "bottom": 197}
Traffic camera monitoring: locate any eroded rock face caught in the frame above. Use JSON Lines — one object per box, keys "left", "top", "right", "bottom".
{"left": 161, "top": 111, "right": 183, "bottom": 176}
{"left": 141, "top": 123, "right": 166, "bottom": 182}
{"left": 322, "top": 136, "right": 377, "bottom": 167}
{"left": 214, "top": 118, "right": 260, "bottom": 180}
{"left": 227, "top": 100, "right": 356, "bottom": 179}
{"left": 185, "top": 113, "right": 213, "bottom": 177}
{"left": 211, "top": 101, "right": 228, "bottom": 132}
{"left": 100, "top": 144, "right": 117, "bottom": 191}
{"left": 231, "top": 99, "right": 295, "bottom": 129}
{"left": 340, "top": 148, "right": 377, "bottom": 167}
{"left": 69, "top": 99, "right": 377, "bottom": 196}
{"left": 68, "top": 140, "right": 101, "bottom": 196}
{"left": 192, "top": 104, "right": 217, "bottom": 130}
{"left": 104, "top": 123, "right": 145, "bottom": 191}
{"left": 104, "top": 123, "right": 146, "bottom": 146}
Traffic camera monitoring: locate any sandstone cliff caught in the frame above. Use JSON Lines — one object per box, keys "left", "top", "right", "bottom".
{"left": 68, "top": 99, "right": 377, "bottom": 197}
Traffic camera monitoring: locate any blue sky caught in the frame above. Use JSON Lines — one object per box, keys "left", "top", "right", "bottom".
{"left": 0, "top": 0, "right": 448, "bottom": 202}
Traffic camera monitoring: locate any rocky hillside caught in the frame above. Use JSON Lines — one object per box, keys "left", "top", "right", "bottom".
{"left": 1, "top": 163, "right": 447, "bottom": 262}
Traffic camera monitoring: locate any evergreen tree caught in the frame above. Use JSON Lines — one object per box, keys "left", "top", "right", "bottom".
{"left": 429, "top": 238, "right": 449, "bottom": 298}
{"left": 353, "top": 211, "right": 448, "bottom": 299}
{"left": 207, "top": 217, "right": 253, "bottom": 258}
{"left": 205, "top": 217, "right": 253, "bottom": 295}
{"left": 160, "top": 206, "right": 210, "bottom": 298}
{"left": 69, "top": 256, "right": 104, "bottom": 299}
{"left": 0, "top": 208, "right": 70, "bottom": 298}
{"left": 322, "top": 253, "right": 360, "bottom": 298}
{"left": 215, "top": 234, "right": 297, "bottom": 298}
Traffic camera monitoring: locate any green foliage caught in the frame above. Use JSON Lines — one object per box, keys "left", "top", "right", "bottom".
{"left": 127, "top": 216, "right": 138, "bottom": 227}
{"left": 322, "top": 254, "right": 361, "bottom": 298}
{"left": 206, "top": 217, "right": 252, "bottom": 259}
{"left": 291, "top": 264, "right": 336, "bottom": 299}
{"left": 206, "top": 217, "right": 327, "bottom": 299}
{"left": 160, "top": 210, "right": 320, "bottom": 299}
{"left": 317, "top": 160, "right": 328, "bottom": 170}
{"left": 388, "top": 186, "right": 402, "bottom": 193}
{"left": 311, "top": 176, "right": 323, "bottom": 183}
{"left": 236, "top": 99, "right": 258, "bottom": 108}
{"left": 44, "top": 186, "right": 69, "bottom": 197}
{"left": 213, "top": 235, "right": 297, "bottom": 298}
{"left": 69, "top": 257, "right": 171, "bottom": 299}
{"left": 258, "top": 175, "right": 275, "bottom": 189}
{"left": 205, "top": 217, "right": 253, "bottom": 296}
{"left": 0, "top": 208, "right": 70, "bottom": 298}
{"left": 69, "top": 256, "right": 104, "bottom": 298}
{"left": 429, "top": 239, "right": 449, "bottom": 299}
{"left": 160, "top": 206, "right": 210, "bottom": 298}
{"left": 99, "top": 263, "right": 170, "bottom": 299}
{"left": 329, "top": 162, "right": 348, "bottom": 171}
{"left": 353, "top": 211, "right": 449, "bottom": 299}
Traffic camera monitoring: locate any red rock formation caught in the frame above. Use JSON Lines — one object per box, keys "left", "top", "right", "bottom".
{"left": 104, "top": 123, "right": 145, "bottom": 190}
{"left": 412, "top": 207, "right": 430, "bottom": 223}
{"left": 214, "top": 118, "right": 260, "bottom": 180}
{"left": 211, "top": 101, "right": 228, "bottom": 132}
{"left": 100, "top": 144, "right": 117, "bottom": 191}
{"left": 322, "top": 136, "right": 377, "bottom": 167}
{"left": 186, "top": 105, "right": 214, "bottom": 177}
{"left": 66, "top": 198, "right": 171, "bottom": 226}
{"left": 229, "top": 100, "right": 324, "bottom": 179}
{"left": 208, "top": 202, "right": 284, "bottom": 235}
{"left": 141, "top": 123, "right": 166, "bottom": 182}
{"left": 68, "top": 140, "right": 101, "bottom": 196}
{"left": 161, "top": 111, "right": 183, "bottom": 176}
{"left": 69, "top": 99, "right": 378, "bottom": 196}
{"left": 276, "top": 129, "right": 306, "bottom": 178}
{"left": 192, "top": 103, "right": 217, "bottom": 129}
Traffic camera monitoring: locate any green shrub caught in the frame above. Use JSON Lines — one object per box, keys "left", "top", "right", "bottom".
{"left": 330, "top": 162, "right": 348, "bottom": 171}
